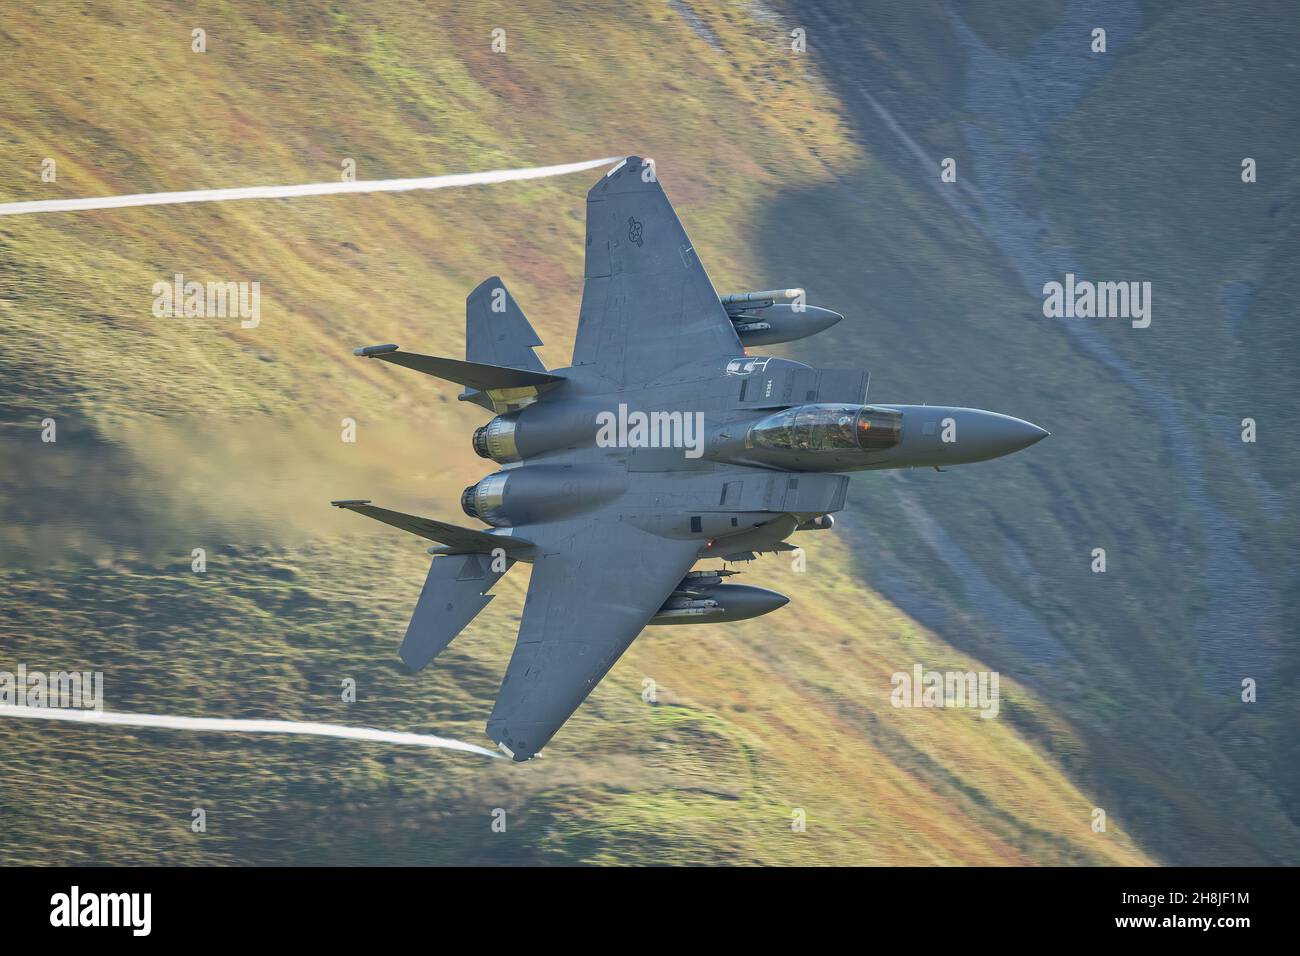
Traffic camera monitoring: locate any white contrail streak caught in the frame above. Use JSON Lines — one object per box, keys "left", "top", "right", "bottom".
{"left": 0, "top": 705, "right": 502, "bottom": 758}
{"left": 0, "top": 156, "right": 621, "bottom": 217}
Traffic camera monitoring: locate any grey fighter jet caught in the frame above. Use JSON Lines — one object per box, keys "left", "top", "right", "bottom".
{"left": 334, "top": 156, "right": 1048, "bottom": 761}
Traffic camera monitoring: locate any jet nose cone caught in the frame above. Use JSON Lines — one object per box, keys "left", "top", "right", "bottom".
{"left": 889, "top": 405, "right": 1048, "bottom": 467}
{"left": 963, "top": 411, "right": 1050, "bottom": 462}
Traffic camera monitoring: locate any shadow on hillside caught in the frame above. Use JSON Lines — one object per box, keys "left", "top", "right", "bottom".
{"left": 753, "top": 0, "right": 1299, "bottom": 864}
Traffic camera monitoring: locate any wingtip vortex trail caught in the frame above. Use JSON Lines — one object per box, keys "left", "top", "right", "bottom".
{"left": 0, "top": 156, "right": 624, "bottom": 217}
{"left": 0, "top": 705, "right": 503, "bottom": 759}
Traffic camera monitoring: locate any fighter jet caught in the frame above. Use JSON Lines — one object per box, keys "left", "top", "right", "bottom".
{"left": 333, "top": 156, "right": 1048, "bottom": 761}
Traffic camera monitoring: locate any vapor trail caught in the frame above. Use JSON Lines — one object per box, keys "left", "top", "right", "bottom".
{"left": 0, "top": 705, "right": 502, "bottom": 758}
{"left": 0, "top": 156, "right": 621, "bottom": 217}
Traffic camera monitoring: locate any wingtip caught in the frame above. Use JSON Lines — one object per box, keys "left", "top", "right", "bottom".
{"left": 353, "top": 343, "right": 399, "bottom": 358}
{"left": 488, "top": 720, "right": 541, "bottom": 762}
{"left": 467, "top": 275, "right": 505, "bottom": 301}
{"left": 591, "top": 155, "right": 656, "bottom": 198}
{"left": 497, "top": 741, "right": 534, "bottom": 762}
{"left": 330, "top": 498, "right": 371, "bottom": 508}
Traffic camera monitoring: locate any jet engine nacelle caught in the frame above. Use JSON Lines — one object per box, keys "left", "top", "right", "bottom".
{"left": 461, "top": 465, "right": 624, "bottom": 527}
{"left": 472, "top": 400, "right": 607, "bottom": 464}
{"left": 721, "top": 289, "right": 843, "bottom": 347}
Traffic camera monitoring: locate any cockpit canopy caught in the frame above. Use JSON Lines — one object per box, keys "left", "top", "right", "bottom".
{"left": 746, "top": 404, "right": 903, "bottom": 452}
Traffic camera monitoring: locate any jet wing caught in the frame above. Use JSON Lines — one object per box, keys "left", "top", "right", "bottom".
{"left": 572, "top": 156, "right": 741, "bottom": 387}
{"left": 486, "top": 517, "right": 701, "bottom": 760}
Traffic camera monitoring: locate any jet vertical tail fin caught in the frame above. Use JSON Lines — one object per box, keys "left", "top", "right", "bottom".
{"left": 401, "top": 552, "right": 515, "bottom": 671}
{"left": 465, "top": 276, "right": 546, "bottom": 372}
{"left": 460, "top": 277, "right": 550, "bottom": 411}
{"left": 352, "top": 277, "right": 558, "bottom": 413}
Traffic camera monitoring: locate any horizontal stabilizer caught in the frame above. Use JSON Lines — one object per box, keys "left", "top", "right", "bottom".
{"left": 401, "top": 553, "right": 514, "bottom": 671}
{"left": 331, "top": 500, "right": 532, "bottom": 553}
{"left": 355, "top": 347, "right": 562, "bottom": 391}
